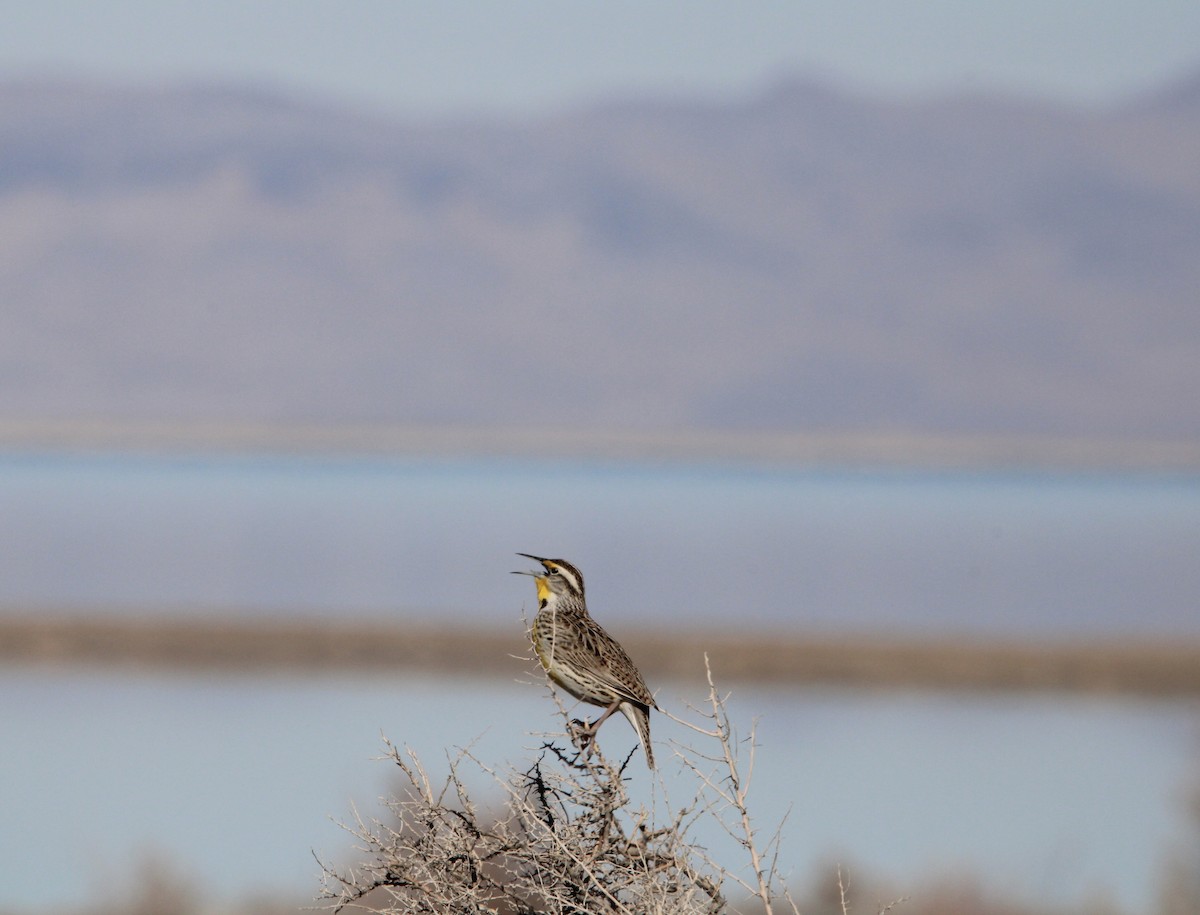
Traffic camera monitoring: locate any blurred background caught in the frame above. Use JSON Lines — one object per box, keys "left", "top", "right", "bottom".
{"left": 2, "top": 2, "right": 1200, "bottom": 913}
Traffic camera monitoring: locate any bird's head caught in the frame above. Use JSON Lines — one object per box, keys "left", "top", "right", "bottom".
{"left": 513, "top": 553, "right": 585, "bottom": 608}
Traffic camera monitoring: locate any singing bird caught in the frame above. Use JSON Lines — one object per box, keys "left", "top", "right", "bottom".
{"left": 514, "top": 553, "right": 657, "bottom": 768}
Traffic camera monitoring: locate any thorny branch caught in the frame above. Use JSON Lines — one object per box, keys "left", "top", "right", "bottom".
{"left": 319, "top": 656, "right": 895, "bottom": 914}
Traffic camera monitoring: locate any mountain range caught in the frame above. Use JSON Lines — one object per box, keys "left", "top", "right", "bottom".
{"left": 2, "top": 71, "right": 1198, "bottom": 443}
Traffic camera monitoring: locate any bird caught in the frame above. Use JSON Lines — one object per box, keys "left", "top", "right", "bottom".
{"left": 513, "top": 553, "right": 657, "bottom": 769}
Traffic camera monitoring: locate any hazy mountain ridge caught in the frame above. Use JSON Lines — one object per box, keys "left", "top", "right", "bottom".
{"left": 2, "top": 72, "right": 1198, "bottom": 440}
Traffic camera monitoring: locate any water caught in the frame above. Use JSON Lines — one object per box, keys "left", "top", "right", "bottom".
{"left": 2, "top": 669, "right": 1195, "bottom": 913}
{"left": 1, "top": 451, "right": 1199, "bottom": 912}
{"left": 1, "top": 451, "right": 1197, "bottom": 636}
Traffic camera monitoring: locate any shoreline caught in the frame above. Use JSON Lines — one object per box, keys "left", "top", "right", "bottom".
{"left": 4, "top": 614, "right": 1199, "bottom": 697}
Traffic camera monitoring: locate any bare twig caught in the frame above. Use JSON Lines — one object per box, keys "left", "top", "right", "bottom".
{"left": 320, "top": 655, "right": 820, "bottom": 915}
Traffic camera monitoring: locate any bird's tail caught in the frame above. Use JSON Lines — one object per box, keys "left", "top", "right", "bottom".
{"left": 620, "top": 701, "right": 655, "bottom": 769}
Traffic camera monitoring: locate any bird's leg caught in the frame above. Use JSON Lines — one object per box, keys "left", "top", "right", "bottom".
{"left": 587, "top": 700, "right": 622, "bottom": 733}
{"left": 568, "top": 700, "right": 622, "bottom": 756}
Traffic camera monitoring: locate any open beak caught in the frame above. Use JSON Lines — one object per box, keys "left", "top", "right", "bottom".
{"left": 514, "top": 553, "right": 542, "bottom": 577}
{"left": 514, "top": 552, "right": 551, "bottom": 576}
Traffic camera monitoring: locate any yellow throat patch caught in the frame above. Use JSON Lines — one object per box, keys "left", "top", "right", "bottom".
{"left": 534, "top": 575, "right": 551, "bottom": 604}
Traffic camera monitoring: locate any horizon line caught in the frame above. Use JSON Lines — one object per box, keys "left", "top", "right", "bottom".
{"left": 0, "top": 418, "right": 1198, "bottom": 473}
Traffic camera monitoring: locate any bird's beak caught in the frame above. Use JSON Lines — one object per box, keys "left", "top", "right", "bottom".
{"left": 511, "top": 552, "right": 544, "bottom": 573}
{"left": 515, "top": 552, "right": 552, "bottom": 576}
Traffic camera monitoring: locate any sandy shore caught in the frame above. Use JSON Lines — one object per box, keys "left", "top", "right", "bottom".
{"left": 3, "top": 614, "right": 1199, "bottom": 696}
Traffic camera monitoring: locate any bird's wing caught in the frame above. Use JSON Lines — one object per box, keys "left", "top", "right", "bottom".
{"left": 580, "top": 620, "right": 656, "bottom": 709}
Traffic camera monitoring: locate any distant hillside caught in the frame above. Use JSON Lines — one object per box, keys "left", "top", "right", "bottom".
{"left": 2, "top": 72, "right": 1198, "bottom": 441}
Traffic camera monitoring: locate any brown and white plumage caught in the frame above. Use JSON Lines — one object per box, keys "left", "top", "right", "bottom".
{"left": 515, "top": 553, "right": 657, "bottom": 769}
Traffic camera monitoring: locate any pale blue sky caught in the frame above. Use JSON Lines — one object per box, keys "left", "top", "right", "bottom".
{"left": 1, "top": 1, "right": 1198, "bottom": 113}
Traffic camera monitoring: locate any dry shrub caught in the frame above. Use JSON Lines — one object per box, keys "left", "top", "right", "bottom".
{"left": 318, "top": 658, "right": 876, "bottom": 915}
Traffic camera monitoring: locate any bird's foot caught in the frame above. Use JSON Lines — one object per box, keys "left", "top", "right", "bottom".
{"left": 568, "top": 718, "right": 597, "bottom": 756}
